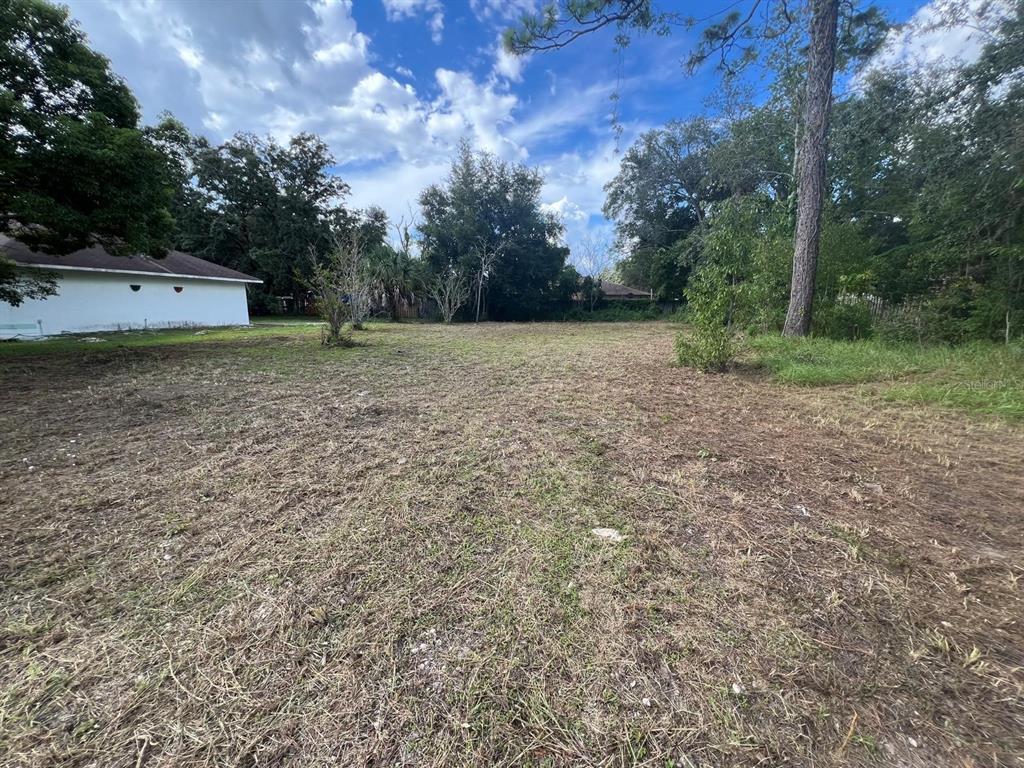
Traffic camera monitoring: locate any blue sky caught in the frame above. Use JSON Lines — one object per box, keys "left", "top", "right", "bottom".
{"left": 61, "top": 0, "right": 973, "bottom": 258}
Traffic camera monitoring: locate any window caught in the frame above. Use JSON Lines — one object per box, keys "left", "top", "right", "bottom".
{"left": 173, "top": 286, "right": 183, "bottom": 293}
{"left": 129, "top": 284, "right": 141, "bottom": 292}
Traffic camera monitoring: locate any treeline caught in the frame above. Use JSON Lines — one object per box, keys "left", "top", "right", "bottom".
{"left": 158, "top": 130, "right": 578, "bottom": 320}
{"left": 605, "top": 3, "right": 1023, "bottom": 348}
{"left": 0, "top": 0, "right": 583, "bottom": 321}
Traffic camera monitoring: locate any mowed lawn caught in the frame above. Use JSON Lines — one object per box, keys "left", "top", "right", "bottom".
{"left": 1, "top": 323, "right": 1022, "bottom": 768}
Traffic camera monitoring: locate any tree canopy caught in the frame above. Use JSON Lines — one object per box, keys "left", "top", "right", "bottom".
{"left": 602, "top": 0, "right": 1024, "bottom": 344}
{"left": 153, "top": 117, "right": 361, "bottom": 309}
{"left": 418, "top": 142, "right": 571, "bottom": 321}
{"left": 0, "top": 0, "right": 174, "bottom": 256}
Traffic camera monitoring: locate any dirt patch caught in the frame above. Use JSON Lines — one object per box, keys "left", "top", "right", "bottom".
{"left": 1, "top": 323, "right": 1022, "bottom": 767}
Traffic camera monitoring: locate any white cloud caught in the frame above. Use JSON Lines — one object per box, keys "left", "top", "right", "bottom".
{"left": 428, "top": 12, "right": 444, "bottom": 44}
{"left": 312, "top": 38, "right": 368, "bottom": 65}
{"left": 101, "top": 0, "right": 373, "bottom": 143}
{"left": 67, "top": 0, "right": 625, "bottom": 250}
{"left": 176, "top": 44, "right": 203, "bottom": 69}
{"left": 538, "top": 138, "right": 628, "bottom": 257}
{"left": 470, "top": 0, "right": 537, "bottom": 22}
{"left": 431, "top": 69, "right": 521, "bottom": 158}
{"left": 541, "top": 195, "right": 587, "bottom": 222}
{"left": 866, "top": 0, "right": 1011, "bottom": 76}
{"left": 346, "top": 158, "right": 449, "bottom": 229}
{"left": 380, "top": 0, "right": 444, "bottom": 44}
{"left": 508, "top": 81, "right": 614, "bottom": 146}
{"left": 491, "top": 34, "right": 527, "bottom": 82}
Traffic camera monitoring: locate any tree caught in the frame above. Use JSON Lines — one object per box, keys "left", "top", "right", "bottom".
{"left": 783, "top": 0, "right": 839, "bottom": 336}
{"left": 1, "top": 0, "right": 175, "bottom": 303}
{"left": 341, "top": 206, "right": 389, "bottom": 329}
{"left": 337, "top": 228, "right": 373, "bottom": 330}
{"left": 419, "top": 142, "right": 568, "bottom": 321}
{"left": 471, "top": 236, "right": 504, "bottom": 322}
{"left": 429, "top": 267, "right": 470, "bottom": 324}
{"left": 368, "top": 238, "right": 424, "bottom": 323}
{"left": 362, "top": 214, "right": 426, "bottom": 323}
{"left": 302, "top": 246, "right": 353, "bottom": 347}
{"left": 159, "top": 122, "right": 352, "bottom": 310}
{"left": 302, "top": 211, "right": 383, "bottom": 343}
{"left": 0, "top": 259, "right": 56, "bottom": 307}
{"left": 507, "top": 0, "right": 882, "bottom": 336}
{"left": 603, "top": 119, "right": 728, "bottom": 299}
{"left": 574, "top": 233, "right": 616, "bottom": 311}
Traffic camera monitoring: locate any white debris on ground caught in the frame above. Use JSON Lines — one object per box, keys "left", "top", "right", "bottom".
{"left": 591, "top": 527, "right": 625, "bottom": 542}
{"left": 81, "top": 337, "right": 107, "bottom": 343}
{"left": 406, "top": 628, "right": 474, "bottom": 696}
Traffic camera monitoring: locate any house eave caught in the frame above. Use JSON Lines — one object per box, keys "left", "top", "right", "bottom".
{"left": 15, "top": 262, "right": 263, "bottom": 284}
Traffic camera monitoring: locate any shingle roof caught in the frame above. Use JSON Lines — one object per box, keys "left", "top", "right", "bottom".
{"left": 1, "top": 236, "right": 261, "bottom": 283}
{"left": 600, "top": 280, "right": 651, "bottom": 299}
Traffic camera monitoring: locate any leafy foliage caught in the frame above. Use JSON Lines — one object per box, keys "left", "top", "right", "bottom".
{"left": 419, "top": 142, "right": 570, "bottom": 321}
{"left": 0, "top": 0, "right": 175, "bottom": 303}
{"left": 0, "top": 257, "right": 55, "bottom": 307}
{"left": 580, "top": 1, "right": 1024, "bottom": 345}
{"left": 158, "top": 119, "right": 357, "bottom": 309}
{"left": 560, "top": 302, "right": 664, "bottom": 322}
{"left": 674, "top": 262, "right": 734, "bottom": 372}
{"left": 302, "top": 248, "right": 355, "bottom": 347}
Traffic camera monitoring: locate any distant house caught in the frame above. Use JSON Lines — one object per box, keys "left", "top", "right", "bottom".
{"left": 599, "top": 280, "right": 653, "bottom": 301}
{"left": 0, "top": 236, "right": 261, "bottom": 339}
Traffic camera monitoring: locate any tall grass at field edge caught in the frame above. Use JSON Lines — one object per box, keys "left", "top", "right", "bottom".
{"left": 746, "top": 335, "right": 1024, "bottom": 419}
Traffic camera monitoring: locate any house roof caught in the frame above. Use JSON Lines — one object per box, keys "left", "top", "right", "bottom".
{"left": 600, "top": 280, "right": 651, "bottom": 299}
{"left": 0, "top": 236, "right": 262, "bottom": 284}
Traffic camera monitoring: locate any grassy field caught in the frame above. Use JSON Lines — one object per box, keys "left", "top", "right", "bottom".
{"left": 2, "top": 322, "right": 1022, "bottom": 767}
{"left": 746, "top": 335, "right": 1024, "bottom": 420}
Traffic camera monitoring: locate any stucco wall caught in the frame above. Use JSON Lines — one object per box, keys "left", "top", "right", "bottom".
{"left": 0, "top": 271, "right": 251, "bottom": 339}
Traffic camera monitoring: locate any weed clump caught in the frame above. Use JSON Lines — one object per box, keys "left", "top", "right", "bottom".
{"left": 321, "top": 322, "right": 356, "bottom": 348}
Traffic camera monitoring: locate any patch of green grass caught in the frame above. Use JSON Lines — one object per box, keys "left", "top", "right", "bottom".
{"left": 0, "top": 323, "right": 322, "bottom": 358}
{"left": 885, "top": 381, "right": 1024, "bottom": 419}
{"left": 250, "top": 315, "right": 323, "bottom": 325}
{"left": 746, "top": 335, "right": 1024, "bottom": 419}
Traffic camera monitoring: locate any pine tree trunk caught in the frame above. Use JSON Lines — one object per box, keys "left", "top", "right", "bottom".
{"left": 782, "top": 0, "right": 839, "bottom": 337}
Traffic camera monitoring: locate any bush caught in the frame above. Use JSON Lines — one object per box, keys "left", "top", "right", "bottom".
{"left": 876, "top": 278, "right": 987, "bottom": 345}
{"left": 559, "top": 302, "right": 663, "bottom": 322}
{"left": 675, "top": 263, "right": 735, "bottom": 372}
{"left": 814, "top": 299, "right": 874, "bottom": 340}
{"left": 675, "top": 324, "right": 733, "bottom": 372}
{"left": 321, "top": 321, "right": 355, "bottom": 347}
{"left": 699, "top": 198, "right": 792, "bottom": 334}
{"left": 247, "top": 288, "right": 283, "bottom": 316}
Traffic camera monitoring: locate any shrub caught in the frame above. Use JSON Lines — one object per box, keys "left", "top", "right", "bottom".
{"left": 321, "top": 322, "right": 355, "bottom": 348}
{"left": 876, "top": 278, "right": 989, "bottom": 345}
{"left": 814, "top": 299, "right": 874, "bottom": 340}
{"left": 675, "top": 263, "right": 734, "bottom": 372}
{"left": 700, "top": 198, "right": 792, "bottom": 334}
{"left": 675, "top": 324, "right": 733, "bottom": 372}
{"left": 559, "top": 302, "right": 663, "bottom": 322}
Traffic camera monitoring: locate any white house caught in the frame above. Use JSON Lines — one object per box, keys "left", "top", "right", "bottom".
{"left": 0, "top": 236, "right": 261, "bottom": 339}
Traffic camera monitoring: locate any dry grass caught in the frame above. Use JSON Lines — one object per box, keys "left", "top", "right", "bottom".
{"left": 1, "top": 322, "right": 1022, "bottom": 767}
